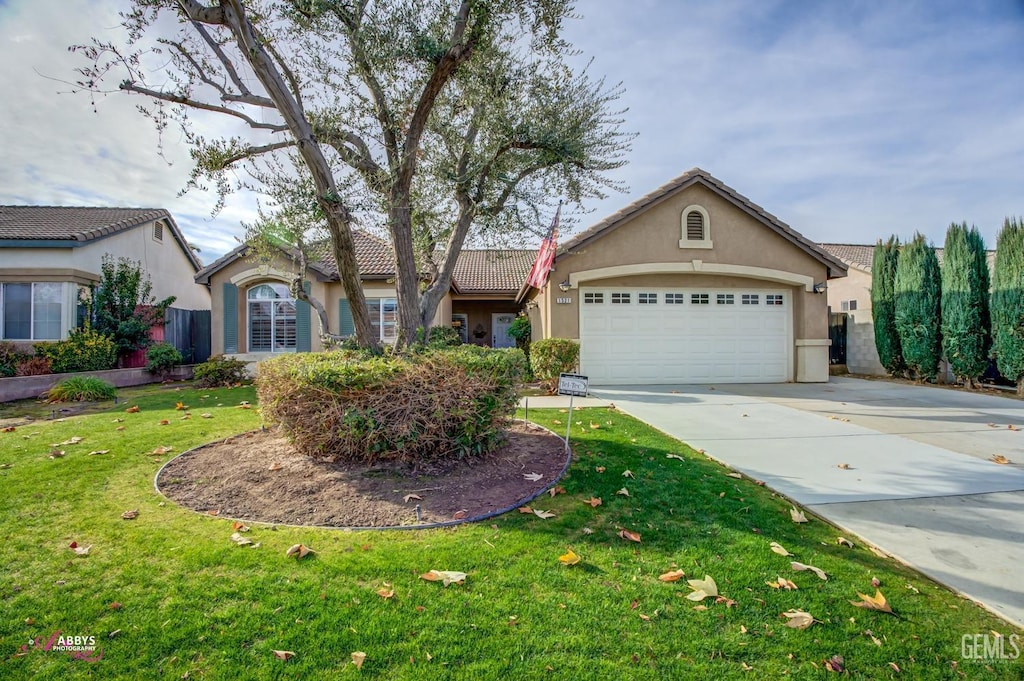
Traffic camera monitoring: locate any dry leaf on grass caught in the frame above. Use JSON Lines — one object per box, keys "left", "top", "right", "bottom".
{"left": 851, "top": 589, "right": 893, "bottom": 614}
{"left": 55, "top": 437, "right": 84, "bottom": 446}
{"left": 790, "top": 507, "right": 808, "bottom": 523}
{"left": 48, "top": 449, "right": 65, "bottom": 459}
{"left": 548, "top": 486, "right": 566, "bottom": 497}
{"left": 273, "top": 650, "right": 296, "bottom": 661}
{"left": 616, "top": 487, "right": 630, "bottom": 497}
{"left": 990, "top": 454, "right": 1011, "bottom": 465}
{"left": 558, "top": 550, "right": 581, "bottom": 566}
{"left": 151, "top": 446, "right": 173, "bottom": 455}
{"left": 2, "top": 426, "right": 15, "bottom": 433}
{"left": 622, "top": 469, "right": 634, "bottom": 478}
{"left": 87, "top": 450, "right": 110, "bottom": 456}
{"left": 726, "top": 472, "right": 742, "bottom": 479}
{"left": 518, "top": 506, "right": 533, "bottom": 514}
{"left": 767, "top": 577, "right": 798, "bottom": 590}
{"left": 791, "top": 561, "right": 828, "bottom": 581}
{"left": 871, "top": 577, "right": 882, "bottom": 587}
{"left": 824, "top": 654, "right": 845, "bottom": 672}
{"left": 115, "top": 426, "right": 126, "bottom": 432}
{"left": 69, "top": 541, "right": 91, "bottom": 556}
{"left": 781, "top": 609, "right": 815, "bottom": 629}
{"left": 376, "top": 587, "right": 395, "bottom": 599}
{"left": 403, "top": 494, "right": 422, "bottom": 503}
{"left": 837, "top": 537, "right": 855, "bottom": 548}
{"left": 232, "top": 521, "right": 250, "bottom": 532}
{"left": 659, "top": 569, "right": 686, "bottom": 582}
{"left": 584, "top": 497, "right": 602, "bottom": 508}
{"left": 231, "top": 532, "right": 253, "bottom": 546}
{"left": 666, "top": 453, "right": 685, "bottom": 461}
{"left": 523, "top": 472, "right": 543, "bottom": 481}
{"left": 125, "top": 406, "right": 140, "bottom": 413}
{"left": 888, "top": 662, "right": 901, "bottom": 672}
{"left": 770, "top": 542, "right": 793, "bottom": 557}
{"left": 581, "top": 527, "right": 594, "bottom": 535}
{"left": 200, "top": 413, "right": 213, "bottom": 419}
{"left": 351, "top": 651, "right": 366, "bottom": 669}
{"left": 285, "top": 544, "right": 315, "bottom": 559}
{"left": 158, "top": 420, "right": 170, "bottom": 426}
{"left": 532, "top": 509, "right": 556, "bottom": 519}
{"left": 121, "top": 509, "right": 139, "bottom": 520}
{"left": 618, "top": 529, "right": 641, "bottom": 543}
{"left": 595, "top": 466, "right": 606, "bottom": 473}
{"left": 175, "top": 402, "right": 187, "bottom": 411}
{"left": 686, "top": 575, "right": 718, "bottom": 601}
{"left": 419, "top": 570, "right": 467, "bottom": 586}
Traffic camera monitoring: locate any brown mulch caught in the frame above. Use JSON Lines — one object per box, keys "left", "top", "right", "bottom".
{"left": 156, "top": 421, "right": 568, "bottom": 528}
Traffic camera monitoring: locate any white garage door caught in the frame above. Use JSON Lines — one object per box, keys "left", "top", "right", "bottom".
{"left": 579, "top": 287, "right": 791, "bottom": 385}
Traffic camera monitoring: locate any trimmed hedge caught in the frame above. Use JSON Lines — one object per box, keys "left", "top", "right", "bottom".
{"left": 146, "top": 342, "right": 183, "bottom": 374}
{"left": 529, "top": 338, "right": 579, "bottom": 392}
{"left": 35, "top": 328, "right": 117, "bottom": 374}
{"left": 257, "top": 345, "right": 528, "bottom": 465}
{"left": 193, "top": 355, "right": 248, "bottom": 387}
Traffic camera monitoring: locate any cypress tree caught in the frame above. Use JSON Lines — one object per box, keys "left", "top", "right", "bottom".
{"left": 941, "top": 223, "right": 990, "bottom": 388}
{"left": 991, "top": 217, "right": 1024, "bottom": 395}
{"left": 895, "top": 233, "right": 942, "bottom": 381}
{"left": 870, "top": 236, "right": 905, "bottom": 376}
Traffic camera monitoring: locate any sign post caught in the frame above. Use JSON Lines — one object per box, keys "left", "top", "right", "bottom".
{"left": 557, "top": 373, "right": 589, "bottom": 444}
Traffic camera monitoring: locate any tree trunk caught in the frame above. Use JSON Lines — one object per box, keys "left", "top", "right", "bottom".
{"left": 1018, "top": 378, "right": 1023, "bottom": 397}
{"left": 389, "top": 197, "right": 424, "bottom": 347}
{"left": 417, "top": 204, "right": 477, "bottom": 337}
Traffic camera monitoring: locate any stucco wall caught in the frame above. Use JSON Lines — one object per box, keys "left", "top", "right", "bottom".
{"left": 825, "top": 266, "right": 885, "bottom": 375}
{"left": 1, "top": 218, "right": 210, "bottom": 310}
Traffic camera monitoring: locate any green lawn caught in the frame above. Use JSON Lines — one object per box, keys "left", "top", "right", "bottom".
{"left": 0, "top": 385, "right": 1019, "bottom": 679}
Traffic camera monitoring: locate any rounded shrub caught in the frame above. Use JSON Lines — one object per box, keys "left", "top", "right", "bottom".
{"left": 426, "top": 325, "right": 462, "bottom": 348}
{"left": 257, "top": 346, "right": 527, "bottom": 465}
{"left": 34, "top": 328, "right": 117, "bottom": 374}
{"left": 529, "top": 338, "right": 580, "bottom": 393}
{"left": 0, "top": 341, "right": 29, "bottom": 378}
{"left": 15, "top": 357, "right": 52, "bottom": 376}
{"left": 146, "top": 342, "right": 183, "bottom": 374}
{"left": 193, "top": 355, "right": 249, "bottom": 387}
{"left": 46, "top": 376, "right": 117, "bottom": 402}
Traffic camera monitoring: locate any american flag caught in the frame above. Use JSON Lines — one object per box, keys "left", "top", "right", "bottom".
{"left": 525, "top": 204, "right": 561, "bottom": 290}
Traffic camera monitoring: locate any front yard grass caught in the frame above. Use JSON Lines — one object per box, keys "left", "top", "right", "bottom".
{"left": 0, "top": 387, "right": 1019, "bottom": 679}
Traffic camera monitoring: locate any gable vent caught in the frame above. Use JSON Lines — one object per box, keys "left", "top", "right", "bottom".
{"left": 686, "top": 211, "right": 704, "bottom": 240}
{"left": 153, "top": 220, "right": 164, "bottom": 242}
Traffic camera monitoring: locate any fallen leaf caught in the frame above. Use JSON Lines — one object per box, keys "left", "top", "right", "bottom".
{"left": 548, "top": 485, "right": 566, "bottom": 497}
{"left": 376, "top": 587, "right": 395, "bottom": 599}
{"left": 158, "top": 419, "right": 169, "bottom": 426}
{"left": 622, "top": 469, "right": 634, "bottom": 478}
{"left": 791, "top": 561, "right": 828, "bottom": 581}
{"left": 268, "top": 462, "right": 283, "bottom": 471}
{"left": 1010, "top": 424, "right": 1019, "bottom": 431}
{"left": 872, "top": 577, "right": 882, "bottom": 587}
{"left": 990, "top": 454, "right": 1011, "bottom": 465}
{"left": 207, "top": 509, "right": 219, "bottom": 516}
{"left": 726, "top": 472, "right": 743, "bottom": 479}
{"left": 659, "top": 569, "right": 686, "bottom": 582}
{"left": 48, "top": 449, "right": 65, "bottom": 459}
{"left": 200, "top": 413, "right": 213, "bottom": 419}
{"left": 868, "top": 546, "right": 889, "bottom": 559}
{"left": 770, "top": 542, "right": 793, "bottom": 556}
{"left": 1, "top": 426, "right": 15, "bottom": 433}
{"left": 782, "top": 609, "right": 815, "bottom": 629}
{"left": 87, "top": 450, "right": 110, "bottom": 456}
{"left": 837, "top": 463, "right": 852, "bottom": 470}
{"left": 351, "top": 651, "right": 366, "bottom": 669}
{"left": 232, "top": 521, "right": 250, "bottom": 532}
{"left": 589, "top": 421, "right": 601, "bottom": 429}
{"left": 824, "top": 654, "right": 845, "bottom": 672}
{"left": 716, "top": 596, "right": 738, "bottom": 607}
{"left": 582, "top": 527, "right": 594, "bottom": 535}
{"left": 518, "top": 506, "right": 533, "bottom": 514}
{"left": 552, "top": 420, "right": 561, "bottom": 425}
{"left": 419, "top": 570, "right": 467, "bottom": 586}
{"left": 72, "top": 544, "right": 92, "bottom": 556}
{"left": 111, "top": 418, "right": 124, "bottom": 423}
{"left": 595, "top": 466, "right": 606, "bottom": 473}
{"left": 533, "top": 509, "right": 556, "bottom": 519}
{"left": 889, "top": 662, "right": 901, "bottom": 673}
{"left": 452, "top": 510, "right": 468, "bottom": 520}
{"left": 109, "top": 602, "right": 122, "bottom": 610}
{"left": 837, "top": 537, "right": 854, "bottom": 548}
{"left": 179, "top": 414, "right": 192, "bottom": 420}
{"left": 618, "top": 529, "right": 641, "bottom": 543}
{"left": 665, "top": 453, "right": 685, "bottom": 461}
{"left": 686, "top": 575, "right": 718, "bottom": 601}
{"left": 851, "top": 589, "right": 893, "bottom": 613}
{"left": 739, "top": 625, "right": 748, "bottom": 634}
{"left": 116, "top": 426, "right": 126, "bottom": 432}
{"left": 175, "top": 402, "right": 186, "bottom": 411}
{"left": 404, "top": 494, "right": 422, "bottom": 503}
{"left": 273, "top": 650, "right": 296, "bottom": 661}
{"left": 231, "top": 533, "right": 253, "bottom": 546}
{"left": 121, "top": 509, "right": 139, "bottom": 520}
{"left": 125, "top": 406, "right": 140, "bottom": 413}
{"left": 767, "top": 576, "right": 798, "bottom": 590}
{"left": 584, "top": 497, "right": 602, "bottom": 508}
{"left": 55, "top": 436, "right": 84, "bottom": 446}
{"left": 559, "top": 550, "right": 581, "bottom": 566}
{"left": 741, "top": 661, "right": 753, "bottom": 671}
{"left": 151, "top": 446, "right": 173, "bottom": 455}
{"left": 523, "top": 472, "right": 543, "bottom": 481}
{"left": 285, "top": 544, "right": 315, "bottom": 559}
{"left": 790, "top": 507, "right": 808, "bottom": 523}
{"left": 616, "top": 487, "right": 630, "bottom": 497}
{"left": 692, "top": 604, "right": 708, "bottom": 612}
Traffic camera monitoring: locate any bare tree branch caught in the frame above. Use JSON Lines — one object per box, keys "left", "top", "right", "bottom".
{"left": 221, "top": 140, "right": 298, "bottom": 167}
{"left": 119, "top": 80, "right": 288, "bottom": 131}
{"left": 175, "top": 0, "right": 225, "bottom": 25}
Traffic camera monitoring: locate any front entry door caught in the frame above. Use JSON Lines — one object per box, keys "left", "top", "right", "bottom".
{"left": 492, "top": 313, "right": 516, "bottom": 348}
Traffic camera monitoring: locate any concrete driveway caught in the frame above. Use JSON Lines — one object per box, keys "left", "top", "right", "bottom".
{"left": 592, "top": 377, "right": 1024, "bottom": 627}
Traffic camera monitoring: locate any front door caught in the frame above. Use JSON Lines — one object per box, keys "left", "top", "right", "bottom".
{"left": 492, "top": 313, "right": 516, "bottom": 348}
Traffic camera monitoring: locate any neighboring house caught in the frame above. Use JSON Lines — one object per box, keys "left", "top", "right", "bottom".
{"left": 199, "top": 169, "right": 847, "bottom": 385}
{"left": 0, "top": 206, "right": 210, "bottom": 350}
{"left": 818, "top": 243, "right": 996, "bottom": 377}
{"left": 193, "top": 232, "right": 534, "bottom": 359}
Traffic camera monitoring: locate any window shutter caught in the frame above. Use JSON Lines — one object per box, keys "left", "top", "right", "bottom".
{"left": 338, "top": 298, "right": 355, "bottom": 337}
{"left": 686, "top": 211, "right": 704, "bottom": 240}
{"left": 296, "top": 281, "right": 312, "bottom": 352}
{"left": 222, "top": 283, "right": 238, "bottom": 353}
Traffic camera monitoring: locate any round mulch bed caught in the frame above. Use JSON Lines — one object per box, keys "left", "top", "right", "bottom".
{"left": 156, "top": 420, "right": 569, "bottom": 528}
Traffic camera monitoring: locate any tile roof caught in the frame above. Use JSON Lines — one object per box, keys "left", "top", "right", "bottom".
{"left": 0, "top": 205, "right": 202, "bottom": 271}
{"left": 309, "top": 230, "right": 395, "bottom": 278}
{"left": 558, "top": 168, "right": 848, "bottom": 276}
{"left": 818, "top": 243, "right": 995, "bottom": 273}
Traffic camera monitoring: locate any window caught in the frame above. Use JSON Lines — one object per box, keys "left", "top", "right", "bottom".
{"left": 742, "top": 293, "right": 760, "bottom": 305}
{"left": 584, "top": 292, "right": 604, "bottom": 304}
{"left": 638, "top": 292, "right": 658, "bottom": 304}
{"left": 1, "top": 282, "right": 64, "bottom": 340}
{"left": 247, "top": 283, "right": 296, "bottom": 352}
{"left": 679, "top": 204, "right": 712, "bottom": 249}
{"left": 716, "top": 293, "right": 734, "bottom": 305}
{"left": 366, "top": 298, "right": 398, "bottom": 341}
{"left": 153, "top": 220, "right": 165, "bottom": 242}
{"left": 611, "top": 292, "right": 631, "bottom": 304}
{"left": 665, "top": 293, "right": 686, "bottom": 305}
{"left": 767, "top": 294, "right": 784, "bottom": 307}
{"left": 691, "top": 293, "right": 709, "bottom": 305}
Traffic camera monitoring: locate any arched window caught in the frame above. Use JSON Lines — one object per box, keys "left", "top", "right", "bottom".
{"left": 679, "top": 204, "right": 713, "bottom": 249}
{"left": 247, "top": 283, "right": 296, "bottom": 352}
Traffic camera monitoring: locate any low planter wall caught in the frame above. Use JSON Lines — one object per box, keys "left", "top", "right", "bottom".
{"left": 0, "top": 365, "right": 195, "bottom": 403}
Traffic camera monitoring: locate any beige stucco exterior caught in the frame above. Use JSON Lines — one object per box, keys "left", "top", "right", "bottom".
{"left": 824, "top": 265, "right": 885, "bottom": 375}
{"left": 530, "top": 181, "right": 837, "bottom": 383}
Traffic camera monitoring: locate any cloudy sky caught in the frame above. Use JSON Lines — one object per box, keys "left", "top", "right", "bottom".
{"left": 1, "top": 0, "right": 1022, "bottom": 263}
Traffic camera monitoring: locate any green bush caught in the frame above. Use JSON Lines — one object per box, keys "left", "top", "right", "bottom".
{"left": 870, "top": 236, "right": 905, "bottom": 376}
{"left": 257, "top": 345, "right": 527, "bottom": 465}
{"left": 0, "top": 341, "right": 29, "bottom": 378}
{"left": 426, "top": 325, "right": 462, "bottom": 348}
{"left": 46, "top": 376, "right": 117, "bottom": 402}
{"left": 507, "top": 314, "right": 533, "bottom": 374}
{"left": 895, "top": 234, "right": 942, "bottom": 381}
{"left": 193, "top": 355, "right": 249, "bottom": 387}
{"left": 941, "top": 223, "right": 990, "bottom": 387}
{"left": 146, "top": 342, "right": 184, "bottom": 374}
{"left": 529, "top": 338, "right": 580, "bottom": 392}
{"left": 35, "top": 328, "right": 118, "bottom": 374}
{"left": 15, "top": 357, "right": 52, "bottom": 376}
{"left": 992, "top": 217, "right": 1024, "bottom": 394}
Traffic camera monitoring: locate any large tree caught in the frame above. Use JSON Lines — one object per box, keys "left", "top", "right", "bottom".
{"left": 72, "top": 0, "right": 630, "bottom": 347}
{"left": 894, "top": 233, "right": 942, "bottom": 381}
{"left": 992, "top": 217, "right": 1024, "bottom": 395}
{"left": 870, "top": 236, "right": 905, "bottom": 376}
{"left": 940, "top": 223, "right": 990, "bottom": 388}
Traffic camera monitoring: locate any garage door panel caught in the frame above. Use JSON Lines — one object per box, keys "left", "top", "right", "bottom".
{"left": 579, "top": 286, "right": 792, "bottom": 385}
